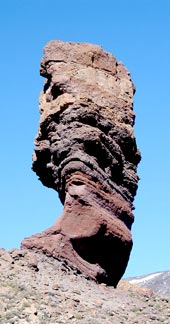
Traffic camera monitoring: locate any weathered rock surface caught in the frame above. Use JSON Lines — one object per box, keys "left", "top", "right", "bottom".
{"left": 22, "top": 40, "right": 141, "bottom": 287}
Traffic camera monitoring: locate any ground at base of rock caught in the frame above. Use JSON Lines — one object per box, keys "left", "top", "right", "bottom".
{"left": 0, "top": 248, "right": 169, "bottom": 324}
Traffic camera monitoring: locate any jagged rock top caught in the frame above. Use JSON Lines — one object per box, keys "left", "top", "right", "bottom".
{"left": 41, "top": 40, "right": 119, "bottom": 74}
{"left": 39, "top": 41, "right": 136, "bottom": 128}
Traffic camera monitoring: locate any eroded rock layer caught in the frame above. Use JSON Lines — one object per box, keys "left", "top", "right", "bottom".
{"left": 22, "top": 41, "right": 141, "bottom": 287}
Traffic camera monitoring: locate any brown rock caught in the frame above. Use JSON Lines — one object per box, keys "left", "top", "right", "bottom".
{"left": 21, "top": 40, "right": 141, "bottom": 287}
{"left": 0, "top": 248, "right": 13, "bottom": 264}
{"left": 26, "top": 251, "right": 39, "bottom": 271}
{"left": 10, "top": 248, "right": 26, "bottom": 260}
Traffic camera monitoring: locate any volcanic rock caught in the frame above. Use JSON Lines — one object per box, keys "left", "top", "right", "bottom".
{"left": 22, "top": 40, "right": 141, "bottom": 287}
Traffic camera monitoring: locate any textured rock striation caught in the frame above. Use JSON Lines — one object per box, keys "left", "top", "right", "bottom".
{"left": 22, "top": 40, "right": 141, "bottom": 287}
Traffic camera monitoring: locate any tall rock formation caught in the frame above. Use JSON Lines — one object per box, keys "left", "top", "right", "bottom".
{"left": 22, "top": 40, "right": 141, "bottom": 287}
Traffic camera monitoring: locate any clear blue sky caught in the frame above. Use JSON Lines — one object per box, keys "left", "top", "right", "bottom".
{"left": 0, "top": 0, "right": 170, "bottom": 278}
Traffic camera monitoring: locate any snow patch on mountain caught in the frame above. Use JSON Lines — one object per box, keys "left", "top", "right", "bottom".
{"left": 129, "top": 272, "right": 163, "bottom": 284}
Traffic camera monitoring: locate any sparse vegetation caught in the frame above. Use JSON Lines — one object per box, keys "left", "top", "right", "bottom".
{"left": 0, "top": 248, "right": 169, "bottom": 323}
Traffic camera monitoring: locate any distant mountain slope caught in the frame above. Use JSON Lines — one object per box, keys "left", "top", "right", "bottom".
{"left": 128, "top": 271, "right": 170, "bottom": 297}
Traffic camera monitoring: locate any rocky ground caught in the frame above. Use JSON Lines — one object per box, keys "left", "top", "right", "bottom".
{"left": 0, "top": 248, "right": 169, "bottom": 324}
